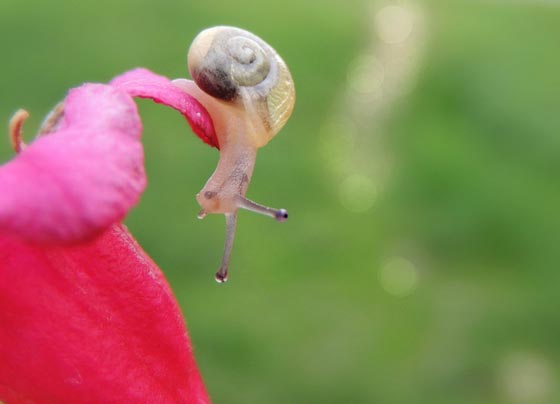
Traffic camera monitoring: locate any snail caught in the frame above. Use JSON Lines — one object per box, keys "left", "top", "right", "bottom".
{"left": 173, "top": 26, "right": 295, "bottom": 283}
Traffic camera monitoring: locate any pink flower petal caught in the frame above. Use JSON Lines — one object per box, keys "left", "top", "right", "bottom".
{"left": 111, "top": 68, "right": 218, "bottom": 148}
{"left": 0, "top": 84, "right": 146, "bottom": 244}
{"left": 0, "top": 224, "right": 209, "bottom": 403}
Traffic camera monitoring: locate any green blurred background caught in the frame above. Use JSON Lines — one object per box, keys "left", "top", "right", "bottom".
{"left": 1, "top": 0, "right": 559, "bottom": 402}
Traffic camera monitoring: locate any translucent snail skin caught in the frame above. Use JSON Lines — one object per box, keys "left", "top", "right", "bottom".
{"left": 173, "top": 26, "right": 295, "bottom": 283}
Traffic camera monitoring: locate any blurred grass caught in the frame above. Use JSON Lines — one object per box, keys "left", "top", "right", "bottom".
{"left": 2, "top": 0, "right": 560, "bottom": 403}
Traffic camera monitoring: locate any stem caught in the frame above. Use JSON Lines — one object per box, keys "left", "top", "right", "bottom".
{"left": 38, "top": 102, "right": 64, "bottom": 136}
{"left": 8, "top": 109, "right": 29, "bottom": 154}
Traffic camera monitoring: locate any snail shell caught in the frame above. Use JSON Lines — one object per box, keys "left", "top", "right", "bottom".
{"left": 187, "top": 26, "right": 295, "bottom": 148}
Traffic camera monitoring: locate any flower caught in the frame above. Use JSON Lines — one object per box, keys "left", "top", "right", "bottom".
{"left": 0, "top": 69, "right": 215, "bottom": 403}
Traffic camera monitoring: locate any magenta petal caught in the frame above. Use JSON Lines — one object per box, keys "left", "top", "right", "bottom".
{"left": 0, "top": 84, "right": 146, "bottom": 244}
{"left": 0, "top": 224, "right": 209, "bottom": 403}
{"left": 111, "top": 68, "right": 218, "bottom": 148}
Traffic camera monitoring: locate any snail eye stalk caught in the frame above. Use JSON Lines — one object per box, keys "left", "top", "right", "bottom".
{"left": 236, "top": 196, "right": 288, "bottom": 222}
{"left": 215, "top": 212, "right": 237, "bottom": 283}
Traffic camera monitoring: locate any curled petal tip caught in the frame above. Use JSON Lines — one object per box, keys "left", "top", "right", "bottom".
{"left": 111, "top": 69, "right": 218, "bottom": 148}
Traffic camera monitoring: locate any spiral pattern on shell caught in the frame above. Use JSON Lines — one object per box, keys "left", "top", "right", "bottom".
{"left": 188, "top": 26, "right": 295, "bottom": 139}
{"left": 226, "top": 35, "right": 270, "bottom": 87}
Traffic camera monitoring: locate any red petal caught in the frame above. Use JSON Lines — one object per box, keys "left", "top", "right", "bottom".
{"left": 111, "top": 68, "right": 219, "bottom": 149}
{"left": 0, "top": 224, "right": 209, "bottom": 403}
{"left": 0, "top": 84, "right": 146, "bottom": 244}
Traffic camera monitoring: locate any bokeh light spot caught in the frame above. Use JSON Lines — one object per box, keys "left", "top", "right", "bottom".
{"left": 347, "top": 55, "right": 384, "bottom": 96}
{"left": 379, "top": 257, "right": 419, "bottom": 296}
{"left": 339, "top": 174, "right": 377, "bottom": 213}
{"left": 375, "top": 5, "right": 414, "bottom": 44}
{"left": 498, "top": 351, "right": 555, "bottom": 403}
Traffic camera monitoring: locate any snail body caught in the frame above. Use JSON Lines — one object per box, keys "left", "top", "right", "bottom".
{"left": 173, "top": 26, "right": 295, "bottom": 282}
